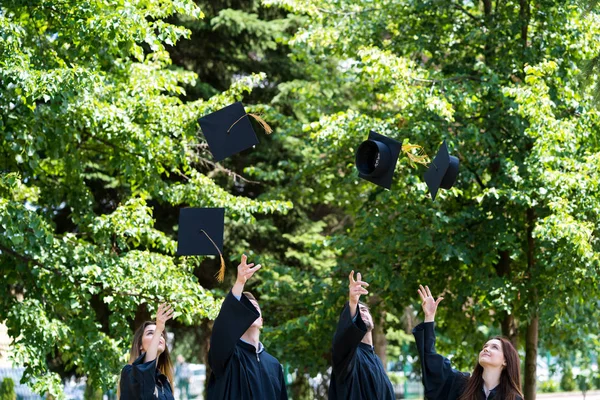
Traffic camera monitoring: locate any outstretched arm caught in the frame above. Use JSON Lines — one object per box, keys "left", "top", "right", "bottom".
{"left": 145, "top": 303, "right": 174, "bottom": 363}
{"left": 418, "top": 284, "right": 444, "bottom": 323}
{"left": 120, "top": 303, "right": 174, "bottom": 398}
{"left": 413, "top": 285, "right": 466, "bottom": 400}
{"left": 209, "top": 254, "right": 262, "bottom": 378}
{"left": 331, "top": 271, "right": 370, "bottom": 380}
{"left": 231, "top": 254, "right": 261, "bottom": 298}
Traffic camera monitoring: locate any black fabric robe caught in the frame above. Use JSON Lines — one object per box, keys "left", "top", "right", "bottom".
{"left": 207, "top": 291, "right": 288, "bottom": 400}
{"left": 328, "top": 302, "right": 395, "bottom": 400}
{"left": 412, "top": 322, "right": 523, "bottom": 400}
{"left": 119, "top": 353, "right": 174, "bottom": 400}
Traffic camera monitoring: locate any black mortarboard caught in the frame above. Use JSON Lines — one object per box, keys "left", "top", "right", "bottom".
{"left": 198, "top": 102, "right": 271, "bottom": 162}
{"left": 355, "top": 131, "right": 402, "bottom": 189}
{"left": 176, "top": 207, "right": 227, "bottom": 281}
{"left": 423, "top": 140, "right": 460, "bottom": 201}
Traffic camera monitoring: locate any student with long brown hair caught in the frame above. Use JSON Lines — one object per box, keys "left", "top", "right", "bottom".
{"left": 119, "top": 303, "right": 175, "bottom": 399}
{"left": 413, "top": 285, "right": 523, "bottom": 400}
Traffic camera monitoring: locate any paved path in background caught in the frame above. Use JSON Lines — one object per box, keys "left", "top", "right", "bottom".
{"left": 537, "top": 391, "right": 600, "bottom": 399}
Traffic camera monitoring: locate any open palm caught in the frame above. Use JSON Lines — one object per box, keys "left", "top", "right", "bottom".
{"left": 418, "top": 285, "right": 444, "bottom": 322}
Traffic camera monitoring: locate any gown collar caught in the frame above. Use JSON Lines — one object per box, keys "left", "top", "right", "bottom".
{"left": 238, "top": 338, "right": 265, "bottom": 354}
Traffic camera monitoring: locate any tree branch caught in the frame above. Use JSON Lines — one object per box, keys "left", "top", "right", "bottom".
{"left": 316, "top": 7, "right": 380, "bottom": 16}
{"left": 452, "top": 3, "right": 483, "bottom": 25}
{"left": 0, "top": 242, "right": 64, "bottom": 276}
{"left": 456, "top": 151, "right": 486, "bottom": 189}
{"left": 412, "top": 75, "right": 481, "bottom": 85}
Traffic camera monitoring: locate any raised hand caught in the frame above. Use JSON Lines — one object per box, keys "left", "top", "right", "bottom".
{"left": 236, "top": 254, "right": 262, "bottom": 285}
{"left": 232, "top": 254, "right": 262, "bottom": 297}
{"left": 348, "top": 270, "right": 369, "bottom": 308}
{"left": 144, "top": 303, "right": 174, "bottom": 362}
{"left": 418, "top": 285, "right": 444, "bottom": 323}
{"left": 155, "top": 303, "right": 175, "bottom": 331}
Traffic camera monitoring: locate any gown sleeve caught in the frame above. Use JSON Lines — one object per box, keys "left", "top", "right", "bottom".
{"left": 412, "top": 322, "right": 469, "bottom": 400}
{"left": 331, "top": 302, "right": 368, "bottom": 381}
{"left": 208, "top": 291, "right": 260, "bottom": 378}
{"left": 119, "top": 353, "right": 158, "bottom": 399}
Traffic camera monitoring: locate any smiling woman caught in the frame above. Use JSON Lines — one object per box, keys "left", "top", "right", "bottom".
{"left": 118, "top": 303, "right": 176, "bottom": 400}
{"left": 413, "top": 285, "right": 523, "bottom": 400}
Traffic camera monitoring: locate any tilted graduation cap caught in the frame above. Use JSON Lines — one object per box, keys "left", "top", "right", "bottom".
{"left": 198, "top": 102, "right": 272, "bottom": 162}
{"left": 355, "top": 131, "right": 402, "bottom": 189}
{"left": 176, "top": 207, "right": 227, "bottom": 282}
{"left": 424, "top": 140, "right": 460, "bottom": 201}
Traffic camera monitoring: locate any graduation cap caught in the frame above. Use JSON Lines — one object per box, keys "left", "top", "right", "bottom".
{"left": 176, "top": 207, "right": 227, "bottom": 282}
{"left": 423, "top": 140, "right": 460, "bottom": 201}
{"left": 355, "top": 131, "right": 402, "bottom": 189}
{"left": 198, "top": 102, "right": 272, "bottom": 162}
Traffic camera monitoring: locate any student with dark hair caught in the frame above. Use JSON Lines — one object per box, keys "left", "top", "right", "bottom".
{"left": 207, "top": 254, "right": 288, "bottom": 400}
{"left": 328, "top": 271, "right": 395, "bottom": 399}
{"left": 119, "top": 303, "right": 175, "bottom": 399}
{"left": 413, "top": 285, "right": 523, "bottom": 400}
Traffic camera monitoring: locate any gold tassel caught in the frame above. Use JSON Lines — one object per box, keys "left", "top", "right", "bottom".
{"left": 247, "top": 113, "right": 273, "bottom": 134}
{"left": 216, "top": 254, "right": 226, "bottom": 283}
{"left": 200, "top": 229, "right": 226, "bottom": 282}
{"left": 227, "top": 112, "right": 273, "bottom": 134}
{"left": 402, "top": 143, "right": 431, "bottom": 167}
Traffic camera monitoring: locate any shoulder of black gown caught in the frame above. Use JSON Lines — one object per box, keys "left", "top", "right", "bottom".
{"left": 412, "top": 322, "right": 469, "bottom": 400}
{"left": 119, "top": 352, "right": 159, "bottom": 399}
{"left": 331, "top": 302, "right": 367, "bottom": 380}
{"left": 208, "top": 291, "right": 260, "bottom": 378}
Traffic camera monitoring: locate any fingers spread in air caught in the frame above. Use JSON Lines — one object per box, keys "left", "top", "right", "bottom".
{"left": 418, "top": 285, "right": 426, "bottom": 301}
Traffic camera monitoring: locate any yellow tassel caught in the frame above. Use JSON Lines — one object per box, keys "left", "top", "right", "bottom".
{"left": 200, "top": 229, "right": 226, "bottom": 283}
{"left": 402, "top": 143, "right": 430, "bottom": 167}
{"left": 227, "top": 113, "right": 273, "bottom": 135}
{"left": 216, "top": 255, "right": 226, "bottom": 283}
{"left": 248, "top": 113, "right": 273, "bottom": 134}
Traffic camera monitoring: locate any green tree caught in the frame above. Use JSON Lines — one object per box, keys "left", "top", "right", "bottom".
{"left": 0, "top": 378, "right": 16, "bottom": 400}
{"left": 258, "top": 1, "right": 600, "bottom": 399}
{"left": 561, "top": 367, "right": 577, "bottom": 391}
{"left": 0, "top": 0, "right": 291, "bottom": 396}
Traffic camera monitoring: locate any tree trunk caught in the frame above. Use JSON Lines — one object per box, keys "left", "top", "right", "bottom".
{"left": 524, "top": 207, "right": 538, "bottom": 400}
{"left": 520, "top": 0, "right": 531, "bottom": 48}
{"left": 501, "top": 313, "right": 519, "bottom": 348}
{"left": 524, "top": 313, "right": 538, "bottom": 400}
{"left": 373, "top": 311, "right": 387, "bottom": 368}
{"left": 495, "top": 250, "right": 519, "bottom": 347}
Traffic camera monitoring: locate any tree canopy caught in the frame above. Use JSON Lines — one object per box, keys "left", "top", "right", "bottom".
{"left": 1, "top": 0, "right": 600, "bottom": 399}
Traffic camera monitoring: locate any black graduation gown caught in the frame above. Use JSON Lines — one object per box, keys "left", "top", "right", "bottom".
{"left": 119, "top": 353, "right": 174, "bottom": 400}
{"left": 412, "top": 322, "right": 523, "bottom": 400}
{"left": 328, "top": 302, "right": 395, "bottom": 400}
{"left": 207, "top": 291, "right": 288, "bottom": 400}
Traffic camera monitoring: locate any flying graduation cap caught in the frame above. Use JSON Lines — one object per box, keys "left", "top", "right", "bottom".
{"left": 355, "top": 132, "right": 459, "bottom": 199}
{"left": 176, "top": 207, "right": 227, "bottom": 282}
{"left": 355, "top": 131, "right": 403, "bottom": 189}
{"left": 198, "top": 102, "right": 272, "bottom": 162}
{"left": 423, "top": 140, "right": 460, "bottom": 201}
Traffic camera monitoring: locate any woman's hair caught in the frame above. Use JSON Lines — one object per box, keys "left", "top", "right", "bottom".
{"left": 117, "top": 321, "right": 175, "bottom": 398}
{"left": 459, "top": 336, "right": 523, "bottom": 400}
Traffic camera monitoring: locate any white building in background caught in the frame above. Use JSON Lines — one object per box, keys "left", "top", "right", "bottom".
{"left": 0, "top": 322, "right": 12, "bottom": 368}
